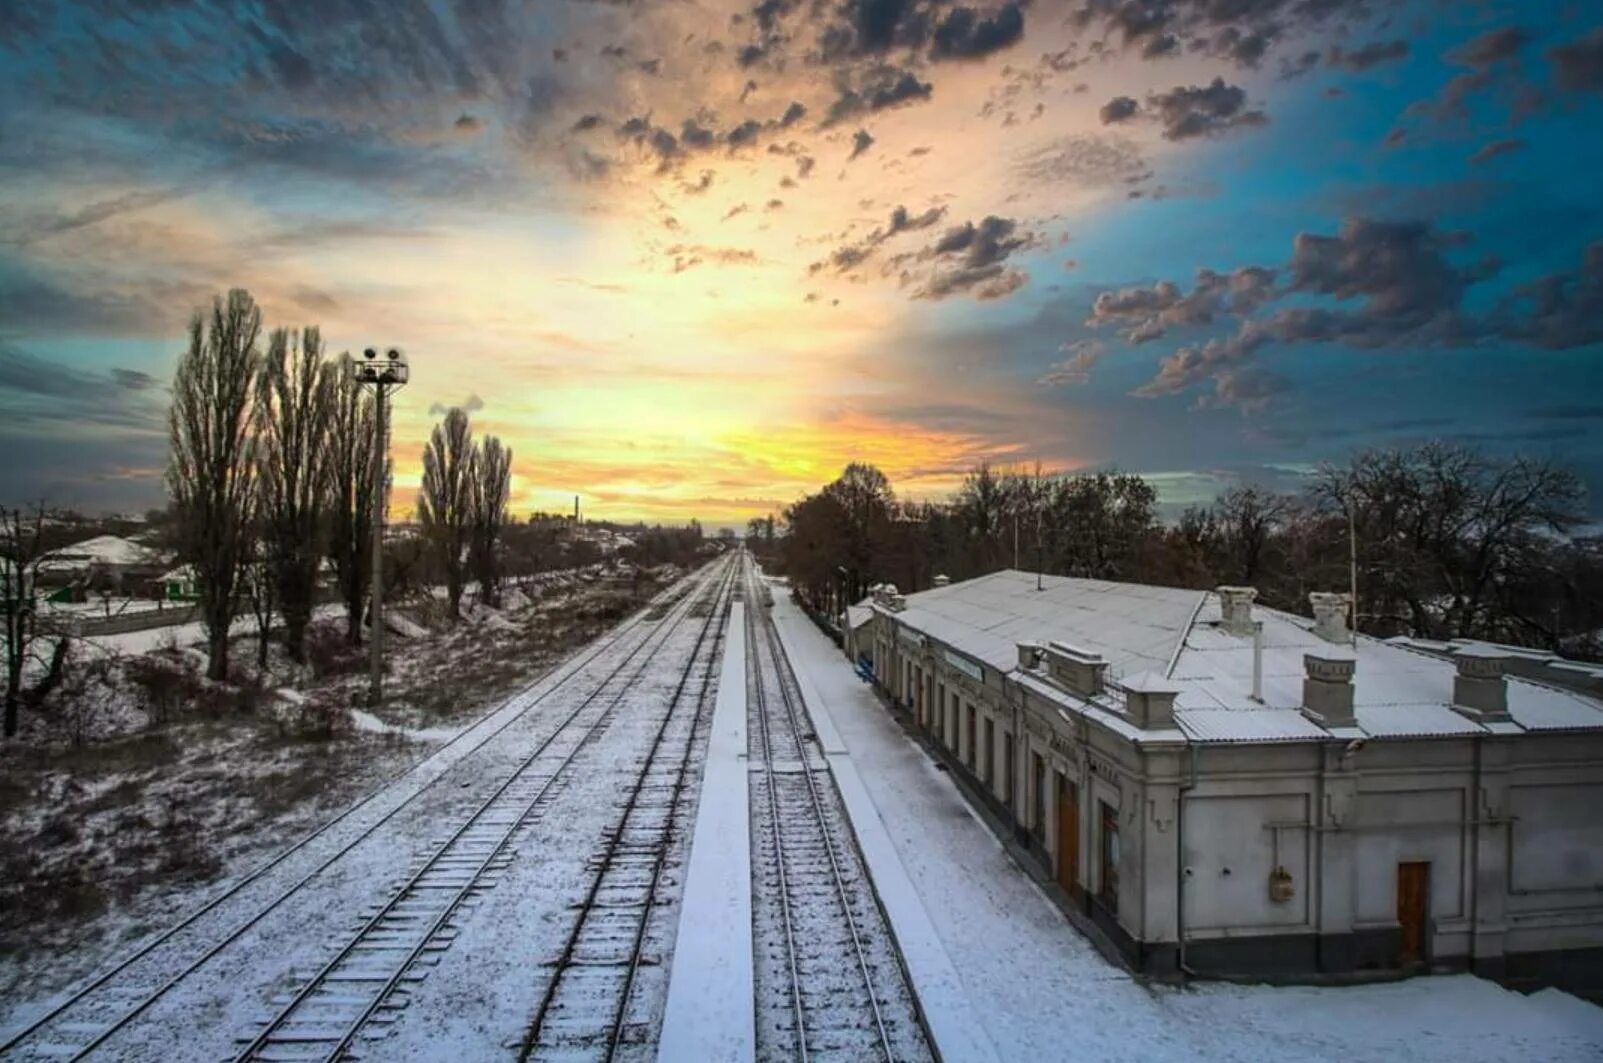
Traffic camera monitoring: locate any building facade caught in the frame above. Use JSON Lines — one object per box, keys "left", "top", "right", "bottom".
{"left": 859, "top": 570, "right": 1603, "bottom": 994}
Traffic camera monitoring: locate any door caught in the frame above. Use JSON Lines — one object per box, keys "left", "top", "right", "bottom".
{"left": 1057, "top": 776, "right": 1079, "bottom": 895}
{"left": 1397, "top": 862, "right": 1430, "bottom": 965}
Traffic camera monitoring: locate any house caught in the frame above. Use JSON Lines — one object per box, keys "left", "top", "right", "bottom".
{"left": 859, "top": 569, "right": 1603, "bottom": 995}
{"left": 38, "top": 535, "right": 167, "bottom": 595}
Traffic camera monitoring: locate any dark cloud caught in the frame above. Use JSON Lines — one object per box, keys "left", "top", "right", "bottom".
{"left": 1146, "top": 78, "right": 1268, "bottom": 141}
{"left": 664, "top": 244, "right": 761, "bottom": 273}
{"left": 109, "top": 369, "right": 161, "bottom": 397}
{"left": 823, "top": 65, "right": 933, "bottom": 125}
{"left": 571, "top": 114, "right": 604, "bottom": 133}
{"left": 1070, "top": 0, "right": 1376, "bottom": 69}
{"left": 1, "top": 188, "right": 190, "bottom": 248}
{"left": 930, "top": 4, "right": 1026, "bottom": 61}
{"left": 1098, "top": 95, "right": 1139, "bottom": 124}
{"left": 849, "top": 128, "right": 876, "bottom": 160}
{"left": 454, "top": 113, "right": 483, "bottom": 133}
{"left": 1525, "top": 404, "right": 1603, "bottom": 422}
{"left": 810, "top": 203, "right": 948, "bottom": 274}
{"left": 1468, "top": 138, "right": 1524, "bottom": 165}
{"left": 1453, "top": 26, "right": 1531, "bottom": 68}
{"left": 901, "top": 215, "right": 1037, "bottom": 301}
{"left": 1195, "top": 367, "right": 1291, "bottom": 413}
{"left": 1495, "top": 241, "right": 1603, "bottom": 350}
{"left": 1550, "top": 28, "right": 1603, "bottom": 93}
{"left": 1328, "top": 40, "right": 1409, "bottom": 72}
{"left": 1105, "top": 219, "right": 1603, "bottom": 409}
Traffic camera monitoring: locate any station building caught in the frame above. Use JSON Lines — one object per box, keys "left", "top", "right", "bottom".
{"left": 853, "top": 569, "right": 1603, "bottom": 994}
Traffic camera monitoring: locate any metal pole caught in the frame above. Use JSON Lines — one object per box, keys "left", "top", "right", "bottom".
{"left": 369, "top": 381, "right": 387, "bottom": 705}
{"left": 1348, "top": 499, "right": 1359, "bottom": 648}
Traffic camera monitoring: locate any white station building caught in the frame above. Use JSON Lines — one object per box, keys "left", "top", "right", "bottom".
{"left": 851, "top": 569, "right": 1603, "bottom": 993}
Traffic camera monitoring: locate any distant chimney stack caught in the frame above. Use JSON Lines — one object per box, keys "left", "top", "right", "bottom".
{"left": 1217, "top": 586, "right": 1258, "bottom": 637}
{"left": 1042, "top": 641, "right": 1108, "bottom": 697}
{"left": 1309, "top": 592, "right": 1353, "bottom": 644}
{"left": 1121, "top": 671, "right": 1181, "bottom": 729}
{"left": 932, "top": 574, "right": 951, "bottom": 588}
{"left": 1017, "top": 641, "right": 1043, "bottom": 671}
{"left": 1302, "top": 650, "right": 1357, "bottom": 728}
{"left": 1451, "top": 645, "right": 1512, "bottom": 721}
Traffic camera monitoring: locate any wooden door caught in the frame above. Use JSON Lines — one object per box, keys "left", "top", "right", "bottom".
{"left": 1397, "top": 862, "right": 1429, "bottom": 965}
{"left": 1057, "top": 778, "right": 1079, "bottom": 895}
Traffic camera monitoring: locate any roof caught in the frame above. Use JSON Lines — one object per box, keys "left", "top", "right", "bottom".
{"left": 885, "top": 569, "right": 1202, "bottom": 676}
{"left": 846, "top": 604, "right": 874, "bottom": 632}
{"left": 881, "top": 569, "right": 1603, "bottom": 745}
{"left": 41, "top": 535, "right": 162, "bottom": 569}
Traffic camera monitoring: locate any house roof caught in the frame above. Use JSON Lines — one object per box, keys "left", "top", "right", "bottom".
{"left": 879, "top": 569, "right": 1603, "bottom": 745}
{"left": 41, "top": 534, "right": 162, "bottom": 570}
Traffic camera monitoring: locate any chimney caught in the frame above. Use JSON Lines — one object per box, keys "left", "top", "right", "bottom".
{"left": 1017, "top": 640, "right": 1043, "bottom": 671}
{"left": 1217, "top": 586, "right": 1258, "bottom": 637}
{"left": 1302, "top": 650, "right": 1357, "bottom": 728}
{"left": 932, "top": 574, "right": 951, "bottom": 588}
{"left": 1451, "top": 645, "right": 1511, "bottom": 721}
{"left": 1043, "top": 641, "right": 1108, "bottom": 697}
{"left": 1121, "top": 671, "right": 1181, "bottom": 729}
{"left": 1309, "top": 591, "right": 1353, "bottom": 644}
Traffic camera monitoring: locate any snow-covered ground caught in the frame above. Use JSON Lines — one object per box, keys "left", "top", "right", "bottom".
{"left": 769, "top": 582, "right": 1603, "bottom": 1063}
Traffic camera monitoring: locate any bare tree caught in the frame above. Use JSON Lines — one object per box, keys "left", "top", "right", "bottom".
{"left": 1216, "top": 486, "right": 1294, "bottom": 585}
{"left": 1, "top": 504, "right": 69, "bottom": 738}
{"left": 418, "top": 407, "right": 475, "bottom": 618}
{"left": 256, "top": 326, "right": 334, "bottom": 662}
{"left": 327, "top": 353, "right": 380, "bottom": 645}
{"left": 470, "top": 435, "right": 513, "bottom": 608}
{"left": 168, "top": 289, "right": 263, "bottom": 681}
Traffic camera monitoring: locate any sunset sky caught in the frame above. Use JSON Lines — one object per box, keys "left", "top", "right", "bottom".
{"left": 2, "top": 1, "right": 1601, "bottom": 526}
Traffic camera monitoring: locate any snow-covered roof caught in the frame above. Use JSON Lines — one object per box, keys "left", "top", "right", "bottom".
{"left": 42, "top": 534, "right": 162, "bottom": 570}
{"left": 881, "top": 569, "right": 1603, "bottom": 745}
{"left": 846, "top": 604, "right": 874, "bottom": 632}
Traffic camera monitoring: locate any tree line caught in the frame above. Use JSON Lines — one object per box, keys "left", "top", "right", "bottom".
{"left": 168, "top": 289, "right": 512, "bottom": 683}
{"left": 777, "top": 445, "right": 1601, "bottom": 657}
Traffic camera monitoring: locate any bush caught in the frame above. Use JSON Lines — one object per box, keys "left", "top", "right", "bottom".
{"left": 305, "top": 623, "right": 366, "bottom": 679}
{"left": 125, "top": 656, "right": 201, "bottom": 726}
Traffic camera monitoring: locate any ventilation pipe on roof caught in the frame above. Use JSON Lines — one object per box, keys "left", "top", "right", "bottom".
{"left": 1251, "top": 621, "right": 1264, "bottom": 703}
{"left": 1042, "top": 641, "right": 1108, "bottom": 697}
{"left": 1216, "top": 586, "right": 1257, "bottom": 637}
{"left": 1301, "top": 651, "right": 1357, "bottom": 728}
{"left": 1121, "top": 671, "right": 1181, "bottom": 729}
{"left": 1309, "top": 592, "right": 1353, "bottom": 644}
{"left": 1450, "top": 645, "right": 1512, "bottom": 722}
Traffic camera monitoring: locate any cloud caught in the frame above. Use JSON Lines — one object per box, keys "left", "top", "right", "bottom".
{"left": 1070, "top": 0, "right": 1377, "bottom": 69}
{"left": 664, "top": 244, "right": 761, "bottom": 273}
{"left": 1468, "top": 138, "right": 1525, "bottom": 165}
{"left": 428, "top": 393, "right": 486, "bottom": 417}
{"left": 811, "top": 203, "right": 948, "bottom": 275}
{"left": 903, "top": 215, "right": 1037, "bottom": 301}
{"left": 930, "top": 4, "right": 1026, "bottom": 61}
{"left": 1328, "top": 40, "right": 1409, "bottom": 72}
{"left": 1099, "top": 96, "right": 1139, "bottom": 124}
{"left": 112, "top": 368, "right": 158, "bottom": 390}
{"left": 849, "top": 128, "right": 876, "bottom": 160}
{"left": 1453, "top": 26, "right": 1531, "bottom": 68}
{"left": 1104, "top": 219, "right": 1602, "bottom": 409}
{"left": 1550, "top": 28, "right": 1603, "bottom": 93}
{"left": 453, "top": 113, "right": 483, "bottom": 133}
{"left": 1038, "top": 339, "right": 1105, "bottom": 386}
{"left": 1145, "top": 78, "right": 1268, "bottom": 141}
{"left": 823, "top": 65, "right": 933, "bottom": 125}
{"left": 1013, "top": 133, "right": 1149, "bottom": 187}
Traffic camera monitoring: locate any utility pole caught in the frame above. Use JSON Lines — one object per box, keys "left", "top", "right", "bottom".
{"left": 355, "top": 347, "right": 409, "bottom": 705}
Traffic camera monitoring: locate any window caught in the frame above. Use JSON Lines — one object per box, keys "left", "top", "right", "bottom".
{"left": 1032, "top": 753, "right": 1046, "bottom": 841}
{"left": 1099, "top": 802, "right": 1120, "bottom": 914}
{"left": 948, "top": 692, "right": 959, "bottom": 750}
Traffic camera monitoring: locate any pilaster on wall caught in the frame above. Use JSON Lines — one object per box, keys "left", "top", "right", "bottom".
{"left": 1140, "top": 749, "right": 1183, "bottom": 946}
{"left": 1472, "top": 737, "right": 1514, "bottom": 975}
{"left": 1316, "top": 743, "right": 1359, "bottom": 967}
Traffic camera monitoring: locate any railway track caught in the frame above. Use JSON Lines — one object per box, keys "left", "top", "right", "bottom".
{"left": 744, "top": 559, "right": 933, "bottom": 1063}
{"left": 0, "top": 561, "right": 723, "bottom": 1063}
{"left": 514, "top": 560, "right": 737, "bottom": 1062}
{"left": 234, "top": 557, "right": 737, "bottom": 1062}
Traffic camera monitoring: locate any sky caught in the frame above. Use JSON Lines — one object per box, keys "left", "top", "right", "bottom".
{"left": 2, "top": 1, "right": 1601, "bottom": 526}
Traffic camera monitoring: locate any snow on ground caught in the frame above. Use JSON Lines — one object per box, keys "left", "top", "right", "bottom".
{"left": 769, "top": 583, "right": 1603, "bottom": 1063}
{"left": 660, "top": 601, "right": 755, "bottom": 1063}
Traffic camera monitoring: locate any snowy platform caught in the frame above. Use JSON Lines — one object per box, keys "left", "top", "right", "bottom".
{"left": 659, "top": 602, "right": 755, "bottom": 1062}
{"left": 769, "top": 585, "right": 1603, "bottom": 1063}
